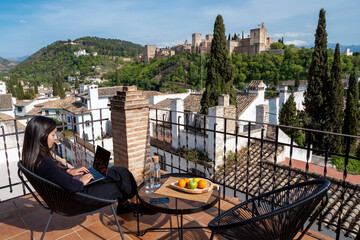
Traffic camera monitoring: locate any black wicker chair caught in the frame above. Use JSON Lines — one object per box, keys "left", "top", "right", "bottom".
{"left": 208, "top": 179, "right": 330, "bottom": 240}
{"left": 17, "top": 161, "right": 125, "bottom": 240}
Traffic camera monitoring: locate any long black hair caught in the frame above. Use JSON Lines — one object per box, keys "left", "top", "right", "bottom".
{"left": 22, "top": 116, "right": 62, "bottom": 171}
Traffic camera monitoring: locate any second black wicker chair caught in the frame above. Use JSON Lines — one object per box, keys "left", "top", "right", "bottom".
{"left": 17, "top": 161, "right": 125, "bottom": 240}
{"left": 208, "top": 179, "right": 330, "bottom": 240}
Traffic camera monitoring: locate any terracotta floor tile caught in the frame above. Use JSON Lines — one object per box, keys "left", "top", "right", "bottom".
{"left": 55, "top": 232, "right": 83, "bottom": 240}
{"left": 31, "top": 218, "right": 74, "bottom": 240}
{"left": 75, "top": 220, "right": 119, "bottom": 240}
{"left": 3, "top": 230, "right": 33, "bottom": 240}
{"left": 0, "top": 216, "right": 27, "bottom": 239}
{"left": 65, "top": 212, "right": 103, "bottom": 231}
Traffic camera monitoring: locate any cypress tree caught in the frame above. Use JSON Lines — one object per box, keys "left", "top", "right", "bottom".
{"left": 323, "top": 43, "right": 344, "bottom": 152}
{"left": 279, "top": 93, "right": 305, "bottom": 146}
{"left": 343, "top": 71, "right": 359, "bottom": 150}
{"left": 115, "top": 69, "right": 120, "bottom": 86}
{"left": 304, "top": 8, "right": 329, "bottom": 147}
{"left": 15, "top": 75, "right": 24, "bottom": 100}
{"left": 34, "top": 82, "right": 38, "bottom": 94}
{"left": 53, "top": 78, "right": 59, "bottom": 97}
{"left": 75, "top": 77, "right": 80, "bottom": 89}
{"left": 201, "top": 15, "right": 235, "bottom": 114}
{"left": 57, "top": 72, "right": 65, "bottom": 99}
{"left": 295, "top": 74, "right": 300, "bottom": 88}
{"left": 7, "top": 75, "right": 15, "bottom": 96}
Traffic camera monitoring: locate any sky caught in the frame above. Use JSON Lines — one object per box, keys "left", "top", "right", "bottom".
{"left": 1, "top": 0, "right": 359, "bottom": 58}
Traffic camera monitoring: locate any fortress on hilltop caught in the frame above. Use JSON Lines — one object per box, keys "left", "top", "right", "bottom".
{"left": 139, "top": 22, "right": 274, "bottom": 62}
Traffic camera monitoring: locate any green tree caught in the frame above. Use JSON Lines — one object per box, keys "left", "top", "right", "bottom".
{"left": 323, "top": 43, "right": 344, "bottom": 152}
{"left": 15, "top": 75, "right": 24, "bottom": 100}
{"left": 57, "top": 72, "right": 65, "bottom": 99}
{"left": 34, "top": 82, "right": 38, "bottom": 94}
{"left": 270, "top": 42, "right": 284, "bottom": 50}
{"left": 115, "top": 69, "right": 120, "bottom": 86}
{"left": 7, "top": 75, "right": 15, "bottom": 96}
{"left": 279, "top": 93, "right": 305, "bottom": 146}
{"left": 343, "top": 71, "right": 359, "bottom": 151}
{"left": 304, "top": 8, "right": 329, "bottom": 147}
{"left": 52, "top": 78, "right": 59, "bottom": 96}
{"left": 201, "top": 15, "right": 235, "bottom": 114}
{"left": 75, "top": 77, "right": 80, "bottom": 89}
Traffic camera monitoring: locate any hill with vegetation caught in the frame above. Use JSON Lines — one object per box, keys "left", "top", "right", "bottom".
{"left": 0, "top": 57, "right": 19, "bottom": 72}
{"left": 9, "top": 36, "right": 144, "bottom": 85}
{"left": 102, "top": 46, "right": 360, "bottom": 93}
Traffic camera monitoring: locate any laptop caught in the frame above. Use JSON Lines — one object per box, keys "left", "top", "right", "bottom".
{"left": 84, "top": 146, "right": 111, "bottom": 185}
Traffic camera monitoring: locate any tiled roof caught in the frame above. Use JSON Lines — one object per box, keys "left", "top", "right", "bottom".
{"left": 278, "top": 80, "right": 308, "bottom": 88}
{"left": 214, "top": 140, "right": 360, "bottom": 239}
{"left": 0, "top": 113, "right": 26, "bottom": 130}
{"left": 0, "top": 94, "right": 13, "bottom": 110}
{"left": 25, "top": 107, "right": 42, "bottom": 116}
{"left": 247, "top": 80, "right": 265, "bottom": 90}
{"left": 184, "top": 94, "right": 202, "bottom": 113}
{"left": 153, "top": 93, "right": 203, "bottom": 113}
{"left": 78, "top": 86, "right": 124, "bottom": 99}
{"left": 41, "top": 97, "right": 77, "bottom": 109}
{"left": 15, "top": 100, "right": 33, "bottom": 106}
{"left": 154, "top": 99, "right": 172, "bottom": 109}
{"left": 142, "top": 91, "right": 163, "bottom": 99}
{"left": 236, "top": 93, "right": 257, "bottom": 117}
{"left": 63, "top": 101, "right": 90, "bottom": 115}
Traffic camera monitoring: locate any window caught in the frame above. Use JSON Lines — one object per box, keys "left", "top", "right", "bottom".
{"left": 56, "top": 110, "right": 60, "bottom": 115}
{"left": 45, "top": 110, "right": 49, "bottom": 116}
{"left": 67, "top": 116, "right": 71, "bottom": 123}
{"left": 85, "top": 121, "right": 90, "bottom": 127}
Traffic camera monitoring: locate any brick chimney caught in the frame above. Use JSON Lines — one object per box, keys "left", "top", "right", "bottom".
{"left": 109, "top": 86, "right": 151, "bottom": 180}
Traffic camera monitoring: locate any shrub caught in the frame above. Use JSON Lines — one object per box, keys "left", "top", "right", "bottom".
{"left": 332, "top": 154, "right": 360, "bottom": 175}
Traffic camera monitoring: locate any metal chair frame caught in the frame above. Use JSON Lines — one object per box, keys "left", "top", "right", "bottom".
{"left": 208, "top": 179, "right": 331, "bottom": 240}
{"left": 17, "top": 161, "right": 125, "bottom": 240}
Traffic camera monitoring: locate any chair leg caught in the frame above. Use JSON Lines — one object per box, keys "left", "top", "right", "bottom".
{"left": 110, "top": 204, "right": 125, "bottom": 240}
{"left": 210, "top": 231, "right": 214, "bottom": 240}
{"left": 41, "top": 211, "right": 53, "bottom": 240}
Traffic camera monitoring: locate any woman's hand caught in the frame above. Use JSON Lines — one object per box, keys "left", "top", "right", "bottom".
{"left": 68, "top": 167, "right": 89, "bottom": 176}
{"left": 79, "top": 173, "right": 94, "bottom": 185}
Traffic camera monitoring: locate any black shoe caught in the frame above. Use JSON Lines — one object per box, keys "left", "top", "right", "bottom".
{"left": 133, "top": 203, "right": 157, "bottom": 216}
{"left": 117, "top": 201, "right": 135, "bottom": 215}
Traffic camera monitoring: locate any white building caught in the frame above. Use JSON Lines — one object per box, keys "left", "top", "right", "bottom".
{"left": 84, "top": 77, "right": 102, "bottom": 84}
{"left": 74, "top": 49, "right": 87, "bottom": 57}
{"left": 64, "top": 85, "right": 124, "bottom": 141}
{"left": 0, "top": 81, "right": 7, "bottom": 95}
{"left": 14, "top": 98, "right": 60, "bottom": 118}
{"left": 0, "top": 94, "right": 15, "bottom": 118}
{"left": 345, "top": 48, "right": 353, "bottom": 56}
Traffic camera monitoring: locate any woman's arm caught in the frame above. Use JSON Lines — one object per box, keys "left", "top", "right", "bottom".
{"left": 36, "top": 158, "right": 85, "bottom": 192}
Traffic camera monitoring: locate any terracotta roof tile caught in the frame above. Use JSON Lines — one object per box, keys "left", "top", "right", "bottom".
{"left": 63, "top": 101, "right": 90, "bottom": 115}
{"left": 41, "top": 97, "right": 77, "bottom": 109}
{"left": 0, "top": 94, "right": 13, "bottom": 110}
{"left": 236, "top": 93, "right": 257, "bottom": 117}
{"left": 184, "top": 94, "right": 202, "bottom": 113}
{"left": 78, "top": 86, "right": 123, "bottom": 99}
{"left": 142, "top": 91, "right": 163, "bottom": 98}
{"left": 0, "top": 113, "right": 26, "bottom": 130}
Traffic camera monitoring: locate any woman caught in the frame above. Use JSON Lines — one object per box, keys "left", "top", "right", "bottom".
{"left": 22, "top": 116, "right": 151, "bottom": 214}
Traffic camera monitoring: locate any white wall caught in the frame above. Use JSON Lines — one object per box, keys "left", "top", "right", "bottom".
{"left": 150, "top": 92, "right": 190, "bottom": 105}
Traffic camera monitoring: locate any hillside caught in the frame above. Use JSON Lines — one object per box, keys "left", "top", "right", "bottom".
{"left": 9, "top": 36, "right": 144, "bottom": 84}
{"left": 0, "top": 57, "right": 19, "bottom": 72}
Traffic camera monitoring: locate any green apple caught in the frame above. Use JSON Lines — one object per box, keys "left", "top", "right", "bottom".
{"left": 188, "top": 180, "right": 198, "bottom": 189}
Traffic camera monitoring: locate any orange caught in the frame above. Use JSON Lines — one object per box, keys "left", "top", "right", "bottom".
{"left": 184, "top": 178, "right": 190, "bottom": 186}
{"left": 178, "top": 179, "right": 186, "bottom": 188}
{"left": 198, "top": 180, "right": 207, "bottom": 189}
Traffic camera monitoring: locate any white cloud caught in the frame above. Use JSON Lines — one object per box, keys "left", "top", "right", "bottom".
{"left": 19, "top": 19, "right": 26, "bottom": 23}
{"left": 285, "top": 40, "right": 309, "bottom": 46}
{"left": 273, "top": 32, "right": 312, "bottom": 38}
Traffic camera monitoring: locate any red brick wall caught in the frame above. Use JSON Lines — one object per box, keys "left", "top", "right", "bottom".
{"left": 109, "top": 86, "right": 151, "bottom": 180}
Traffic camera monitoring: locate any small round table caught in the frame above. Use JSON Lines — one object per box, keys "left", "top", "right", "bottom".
{"left": 136, "top": 173, "right": 220, "bottom": 239}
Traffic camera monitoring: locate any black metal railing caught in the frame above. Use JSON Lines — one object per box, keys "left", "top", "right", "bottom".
{"left": 150, "top": 107, "right": 360, "bottom": 240}
{"left": 1, "top": 106, "right": 359, "bottom": 239}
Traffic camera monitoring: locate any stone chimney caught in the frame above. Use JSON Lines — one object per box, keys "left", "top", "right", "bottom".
{"left": 109, "top": 86, "right": 150, "bottom": 180}
{"left": 256, "top": 104, "right": 269, "bottom": 129}
{"left": 171, "top": 98, "right": 184, "bottom": 149}
{"left": 219, "top": 94, "right": 236, "bottom": 133}
{"left": 88, "top": 85, "right": 99, "bottom": 110}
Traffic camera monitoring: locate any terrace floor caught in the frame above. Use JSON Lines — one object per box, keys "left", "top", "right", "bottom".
{"left": 0, "top": 194, "right": 334, "bottom": 240}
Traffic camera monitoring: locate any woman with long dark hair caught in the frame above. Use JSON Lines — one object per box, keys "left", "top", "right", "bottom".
{"left": 22, "top": 116, "right": 152, "bottom": 214}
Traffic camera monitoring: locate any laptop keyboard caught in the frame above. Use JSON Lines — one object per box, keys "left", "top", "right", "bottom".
{"left": 88, "top": 167, "right": 104, "bottom": 181}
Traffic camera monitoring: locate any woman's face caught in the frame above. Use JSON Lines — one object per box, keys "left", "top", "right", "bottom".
{"left": 47, "top": 127, "right": 57, "bottom": 149}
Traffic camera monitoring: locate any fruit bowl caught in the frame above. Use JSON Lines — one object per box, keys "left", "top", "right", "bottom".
{"left": 169, "top": 178, "right": 214, "bottom": 194}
